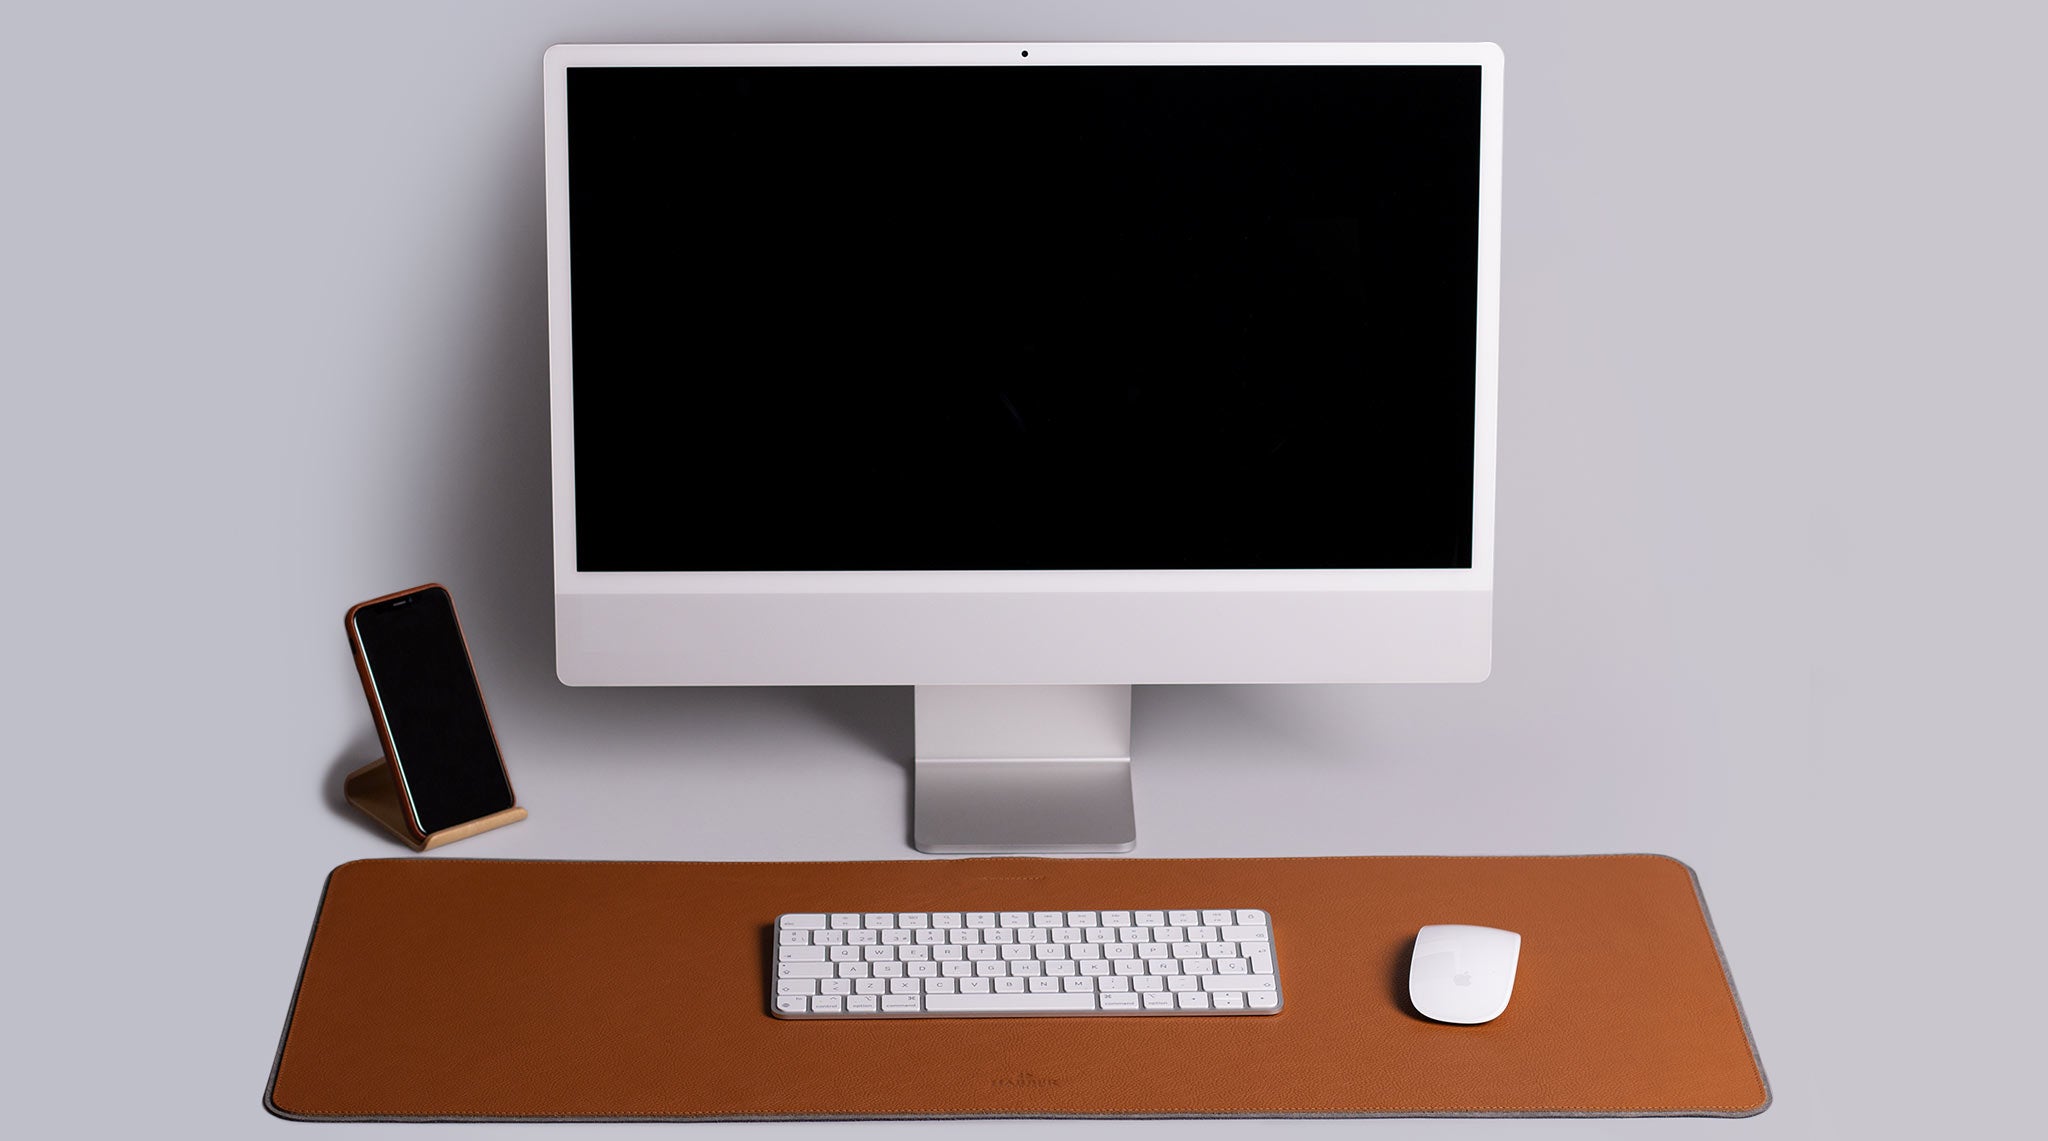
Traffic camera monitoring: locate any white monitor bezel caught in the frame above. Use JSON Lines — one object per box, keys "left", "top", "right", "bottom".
{"left": 544, "top": 42, "right": 1502, "bottom": 685}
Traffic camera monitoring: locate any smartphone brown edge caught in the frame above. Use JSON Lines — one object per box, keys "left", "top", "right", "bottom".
{"left": 343, "top": 583, "right": 518, "bottom": 842}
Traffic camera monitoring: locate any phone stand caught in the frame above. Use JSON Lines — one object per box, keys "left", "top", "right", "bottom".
{"left": 343, "top": 759, "right": 527, "bottom": 851}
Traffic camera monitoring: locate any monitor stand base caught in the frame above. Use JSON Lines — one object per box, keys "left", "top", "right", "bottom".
{"left": 912, "top": 684, "right": 1135, "bottom": 854}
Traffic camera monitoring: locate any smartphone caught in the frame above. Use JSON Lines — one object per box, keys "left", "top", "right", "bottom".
{"left": 345, "top": 584, "right": 516, "bottom": 838}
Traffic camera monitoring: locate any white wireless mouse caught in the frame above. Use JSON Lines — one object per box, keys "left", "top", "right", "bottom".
{"left": 1408, "top": 924, "right": 1521, "bottom": 1024}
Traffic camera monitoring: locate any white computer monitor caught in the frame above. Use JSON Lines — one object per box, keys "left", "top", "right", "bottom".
{"left": 543, "top": 42, "right": 1502, "bottom": 853}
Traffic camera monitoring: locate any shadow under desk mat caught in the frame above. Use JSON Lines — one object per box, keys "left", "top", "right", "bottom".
{"left": 265, "top": 855, "right": 1770, "bottom": 1121}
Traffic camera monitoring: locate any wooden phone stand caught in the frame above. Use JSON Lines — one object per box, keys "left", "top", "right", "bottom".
{"left": 343, "top": 759, "right": 527, "bottom": 851}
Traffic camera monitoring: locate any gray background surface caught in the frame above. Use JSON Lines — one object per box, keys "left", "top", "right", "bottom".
{"left": 2, "top": 2, "right": 2041, "bottom": 1137}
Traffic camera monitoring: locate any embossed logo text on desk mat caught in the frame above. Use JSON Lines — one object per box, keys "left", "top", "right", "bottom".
{"left": 266, "top": 855, "right": 1768, "bottom": 1121}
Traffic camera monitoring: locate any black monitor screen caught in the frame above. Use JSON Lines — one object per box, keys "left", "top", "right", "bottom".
{"left": 567, "top": 64, "right": 1480, "bottom": 571}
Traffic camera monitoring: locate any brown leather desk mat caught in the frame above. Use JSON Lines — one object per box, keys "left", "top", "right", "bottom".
{"left": 266, "top": 855, "right": 1768, "bottom": 1121}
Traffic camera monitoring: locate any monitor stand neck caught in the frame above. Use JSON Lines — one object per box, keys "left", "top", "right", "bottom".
{"left": 911, "top": 685, "right": 1136, "bottom": 854}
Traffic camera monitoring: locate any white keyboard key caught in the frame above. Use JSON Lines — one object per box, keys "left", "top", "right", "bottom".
{"left": 1218, "top": 958, "right": 1248, "bottom": 974}
{"left": 812, "top": 995, "right": 843, "bottom": 1013}
{"left": 1086, "top": 927, "right": 1115, "bottom": 943}
{"left": 1119, "top": 927, "right": 1149, "bottom": 943}
{"left": 779, "top": 963, "right": 836, "bottom": 978}
{"left": 948, "top": 928, "right": 979, "bottom": 944}
{"left": 967, "top": 945, "right": 997, "bottom": 961}
{"left": 1000, "top": 912, "right": 1030, "bottom": 927}
{"left": 1019, "top": 928, "right": 1048, "bottom": 944}
{"left": 942, "top": 961, "right": 972, "bottom": 978}
{"left": 890, "top": 978, "right": 919, "bottom": 994}
{"left": 779, "top": 946, "right": 826, "bottom": 962}
{"left": 1222, "top": 925, "right": 1269, "bottom": 942}
{"left": 1099, "top": 976, "right": 1129, "bottom": 992}
{"left": 779, "top": 930, "right": 810, "bottom": 946}
{"left": 1114, "top": 959, "right": 1146, "bottom": 976}
{"left": 1028, "top": 976, "right": 1059, "bottom": 993}
{"left": 820, "top": 978, "right": 852, "bottom": 995}
{"left": 1189, "top": 926, "right": 1218, "bottom": 943}
{"left": 780, "top": 914, "right": 827, "bottom": 930}
{"left": 1133, "top": 976, "right": 1163, "bottom": 992}
{"left": 1033, "top": 944, "right": 1066, "bottom": 960}
{"left": 1105, "top": 943, "right": 1135, "bottom": 959}
{"left": 863, "top": 946, "right": 895, "bottom": 961}
{"left": 815, "top": 930, "right": 844, "bottom": 946}
{"left": 830, "top": 913, "right": 860, "bottom": 929}
{"left": 1033, "top": 912, "right": 1063, "bottom": 927}
{"left": 1079, "top": 960, "right": 1111, "bottom": 976}
{"left": 1062, "top": 976, "right": 1094, "bottom": 993}
{"left": 881, "top": 929, "right": 911, "bottom": 946}
{"left": 925, "top": 977, "right": 956, "bottom": 994}
{"left": 1143, "top": 991, "right": 1175, "bottom": 1009}
{"left": 777, "top": 979, "right": 817, "bottom": 995}
{"left": 1237, "top": 910, "right": 1266, "bottom": 925}
{"left": 828, "top": 946, "right": 859, "bottom": 962}
{"left": 1135, "top": 911, "right": 1165, "bottom": 927}
{"left": 775, "top": 996, "right": 809, "bottom": 1014}
{"left": 1100, "top": 992, "right": 1141, "bottom": 1011}
{"left": 1156, "top": 927, "right": 1184, "bottom": 943}
{"left": 1067, "top": 911, "right": 1098, "bottom": 928}
{"left": 1247, "top": 948, "right": 1274, "bottom": 975}
{"left": 1138, "top": 943, "right": 1167, "bottom": 959}
{"left": 995, "top": 977, "right": 1026, "bottom": 993}
{"left": 899, "top": 913, "right": 928, "bottom": 929}
{"left": 932, "top": 945, "right": 962, "bottom": 961}
{"left": 1248, "top": 992, "right": 1280, "bottom": 1010}
{"left": 984, "top": 928, "right": 1013, "bottom": 945}
{"left": 975, "top": 961, "right": 1007, "bottom": 977}
{"left": 1051, "top": 928, "right": 1082, "bottom": 944}
{"left": 1000, "top": 945, "right": 1031, "bottom": 961}
{"left": 837, "top": 963, "right": 868, "bottom": 978}
{"left": 1202, "top": 910, "right": 1233, "bottom": 926}
{"left": 926, "top": 993, "right": 1096, "bottom": 1014}
{"left": 915, "top": 929, "right": 945, "bottom": 945}
{"left": 1201, "top": 974, "right": 1278, "bottom": 993}
{"left": 847, "top": 995, "right": 878, "bottom": 1013}
{"left": 966, "top": 912, "right": 996, "bottom": 928}
{"left": 856, "top": 979, "right": 886, "bottom": 994}
{"left": 1013, "top": 962, "right": 1041, "bottom": 977}
{"left": 1186, "top": 958, "right": 1214, "bottom": 975}
{"left": 900, "top": 946, "right": 929, "bottom": 962}
{"left": 1207, "top": 942, "right": 1236, "bottom": 958}
{"left": 1178, "top": 992, "right": 1210, "bottom": 1009}
{"left": 882, "top": 995, "right": 921, "bottom": 1013}
{"left": 1172, "top": 944, "right": 1201, "bottom": 959}
{"left": 1147, "top": 959, "right": 1178, "bottom": 975}
{"left": 908, "top": 962, "right": 937, "bottom": 977}
{"left": 1168, "top": 910, "right": 1199, "bottom": 926}
{"left": 864, "top": 913, "right": 894, "bottom": 929}
{"left": 1214, "top": 991, "right": 1245, "bottom": 1009}
{"left": 1071, "top": 944, "right": 1100, "bottom": 961}
{"left": 962, "top": 977, "right": 992, "bottom": 993}
{"left": 1168, "top": 976, "right": 1198, "bottom": 992}
{"left": 874, "top": 962, "right": 903, "bottom": 978}
{"left": 1101, "top": 911, "right": 1132, "bottom": 928}
{"left": 932, "top": 913, "right": 962, "bottom": 928}
{"left": 1047, "top": 961, "right": 1077, "bottom": 976}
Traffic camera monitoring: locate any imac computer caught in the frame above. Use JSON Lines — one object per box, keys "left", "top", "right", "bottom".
{"left": 543, "top": 42, "right": 1502, "bottom": 853}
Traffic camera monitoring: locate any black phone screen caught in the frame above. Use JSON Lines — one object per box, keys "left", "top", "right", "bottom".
{"left": 351, "top": 587, "right": 514, "bottom": 834}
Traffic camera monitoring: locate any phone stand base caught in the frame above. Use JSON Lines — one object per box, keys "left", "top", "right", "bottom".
{"left": 343, "top": 759, "right": 527, "bottom": 851}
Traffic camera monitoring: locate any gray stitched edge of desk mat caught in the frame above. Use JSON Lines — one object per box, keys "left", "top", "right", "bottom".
{"left": 262, "top": 853, "right": 1772, "bottom": 1122}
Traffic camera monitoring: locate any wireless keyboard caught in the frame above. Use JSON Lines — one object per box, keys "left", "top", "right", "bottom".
{"left": 772, "top": 908, "right": 1282, "bottom": 1018}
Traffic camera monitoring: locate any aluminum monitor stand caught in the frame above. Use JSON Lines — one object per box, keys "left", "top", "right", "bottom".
{"left": 912, "top": 685, "right": 1135, "bottom": 854}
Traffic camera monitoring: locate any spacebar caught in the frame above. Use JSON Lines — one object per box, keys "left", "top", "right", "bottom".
{"left": 923, "top": 994, "right": 1098, "bottom": 1013}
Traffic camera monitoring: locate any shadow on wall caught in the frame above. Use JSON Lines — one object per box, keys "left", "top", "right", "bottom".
{"left": 393, "top": 112, "right": 911, "bottom": 761}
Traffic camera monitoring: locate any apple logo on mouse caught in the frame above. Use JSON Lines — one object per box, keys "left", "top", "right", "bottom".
{"left": 1453, "top": 971, "right": 1472, "bottom": 987}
